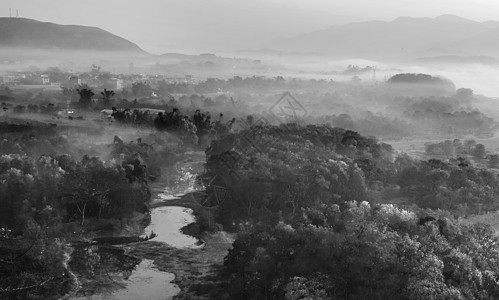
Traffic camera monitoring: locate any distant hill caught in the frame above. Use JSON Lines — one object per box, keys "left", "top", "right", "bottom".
{"left": 265, "top": 15, "right": 499, "bottom": 60}
{"left": 387, "top": 73, "right": 454, "bottom": 85}
{"left": 437, "top": 27, "right": 499, "bottom": 57}
{"left": 385, "top": 73, "right": 457, "bottom": 96}
{"left": 0, "top": 18, "right": 146, "bottom": 53}
{"left": 413, "top": 55, "right": 499, "bottom": 65}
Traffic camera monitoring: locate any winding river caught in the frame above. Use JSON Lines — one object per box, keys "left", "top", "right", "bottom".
{"left": 69, "top": 153, "right": 206, "bottom": 300}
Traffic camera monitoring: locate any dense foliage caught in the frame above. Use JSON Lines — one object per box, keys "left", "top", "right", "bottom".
{"left": 0, "top": 128, "right": 160, "bottom": 299}
{"left": 202, "top": 124, "right": 394, "bottom": 227}
{"left": 425, "top": 139, "right": 486, "bottom": 159}
{"left": 224, "top": 202, "right": 499, "bottom": 299}
{"left": 110, "top": 107, "right": 236, "bottom": 147}
{"left": 388, "top": 73, "right": 455, "bottom": 86}
{"left": 396, "top": 156, "right": 499, "bottom": 214}
{"left": 200, "top": 123, "right": 499, "bottom": 299}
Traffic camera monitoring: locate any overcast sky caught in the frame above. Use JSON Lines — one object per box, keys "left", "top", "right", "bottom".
{"left": 1, "top": 0, "right": 499, "bottom": 54}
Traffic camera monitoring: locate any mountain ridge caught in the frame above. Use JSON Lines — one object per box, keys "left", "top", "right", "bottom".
{"left": 0, "top": 17, "right": 147, "bottom": 54}
{"left": 264, "top": 15, "right": 499, "bottom": 60}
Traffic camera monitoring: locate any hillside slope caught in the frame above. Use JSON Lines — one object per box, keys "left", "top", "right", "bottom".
{"left": 0, "top": 18, "right": 146, "bottom": 53}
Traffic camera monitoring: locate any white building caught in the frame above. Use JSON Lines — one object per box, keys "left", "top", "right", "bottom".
{"left": 109, "top": 78, "right": 123, "bottom": 90}
{"left": 2, "top": 75, "right": 20, "bottom": 85}
{"left": 41, "top": 74, "right": 50, "bottom": 85}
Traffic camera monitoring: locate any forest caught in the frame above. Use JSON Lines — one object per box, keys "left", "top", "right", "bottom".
{"left": 0, "top": 123, "right": 164, "bottom": 298}
{"left": 201, "top": 123, "right": 499, "bottom": 299}
{"left": 2, "top": 72, "right": 499, "bottom": 299}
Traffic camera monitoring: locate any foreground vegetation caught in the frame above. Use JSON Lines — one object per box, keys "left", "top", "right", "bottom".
{"left": 199, "top": 123, "right": 499, "bottom": 299}
{"left": 0, "top": 121, "right": 180, "bottom": 298}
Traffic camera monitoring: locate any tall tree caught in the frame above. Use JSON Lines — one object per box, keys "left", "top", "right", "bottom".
{"left": 76, "top": 87, "right": 95, "bottom": 108}
{"left": 473, "top": 144, "right": 486, "bottom": 159}
{"left": 100, "top": 89, "right": 115, "bottom": 106}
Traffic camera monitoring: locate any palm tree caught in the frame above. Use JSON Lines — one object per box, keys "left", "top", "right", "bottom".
{"left": 100, "top": 89, "right": 115, "bottom": 106}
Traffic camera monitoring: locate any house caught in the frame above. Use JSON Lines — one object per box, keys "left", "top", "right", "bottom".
{"left": 1, "top": 75, "right": 20, "bottom": 85}
{"left": 109, "top": 78, "right": 123, "bottom": 90}
{"left": 41, "top": 74, "right": 50, "bottom": 85}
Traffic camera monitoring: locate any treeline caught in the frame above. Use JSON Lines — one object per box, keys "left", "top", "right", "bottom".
{"left": 4, "top": 74, "right": 496, "bottom": 139}
{"left": 315, "top": 112, "right": 413, "bottom": 139}
{"left": 155, "top": 76, "right": 337, "bottom": 95}
{"left": 316, "top": 90, "right": 495, "bottom": 138}
{"left": 388, "top": 73, "right": 455, "bottom": 86}
{"left": 425, "top": 139, "right": 487, "bottom": 159}
{"left": 1, "top": 102, "right": 65, "bottom": 115}
{"left": 109, "top": 107, "right": 236, "bottom": 148}
{"left": 397, "top": 156, "right": 499, "bottom": 213}
{"left": 403, "top": 106, "right": 494, "bottom": 136}
{"left": 199, "top": 123, "right": 499, "bottom": 299}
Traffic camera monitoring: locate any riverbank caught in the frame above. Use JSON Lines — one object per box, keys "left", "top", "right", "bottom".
{"left": 65, "top": 151, "right": 234, "bottom": 299}
{"left": 142, "top": 167, "right": 234, "bottom": 299}
{"left": 130, "top": 225, "right": 233, "bottom": 299}
{"left": 138, "top": 152, "right": 234, "bottom": 299}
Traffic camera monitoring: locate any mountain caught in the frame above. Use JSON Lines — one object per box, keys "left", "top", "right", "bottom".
{"left": 413, "top": 55, "right": 499, "bottom": 65}
{"left": 0, "top": 18, "right": 146, "bottom": 53}
{"left": 265, "top": 15, "right": 499, "bottom": 60}
{"left": 437, "top": 27, "right": 499, "bottom": 56}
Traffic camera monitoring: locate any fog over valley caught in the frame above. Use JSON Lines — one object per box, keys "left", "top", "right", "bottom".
{"left": 2, "top": 1, "right": 499, "bottom": 300}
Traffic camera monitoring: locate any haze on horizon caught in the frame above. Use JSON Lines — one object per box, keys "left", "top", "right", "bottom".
{"left": 1, "top": 0, "right": 499, "bottom": 54}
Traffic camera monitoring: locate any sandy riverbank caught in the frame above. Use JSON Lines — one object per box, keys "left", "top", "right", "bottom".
{"left": 129, "top": 156, "right": 234, "bottom": 299}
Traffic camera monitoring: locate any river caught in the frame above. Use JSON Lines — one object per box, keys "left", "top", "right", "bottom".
{"left": 69, "top": 152, "right": 206, "bottom": 300}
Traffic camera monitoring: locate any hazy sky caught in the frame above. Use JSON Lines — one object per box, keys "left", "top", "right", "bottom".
{"left": 1, "top": 0, "right": 499, "bottom": 54}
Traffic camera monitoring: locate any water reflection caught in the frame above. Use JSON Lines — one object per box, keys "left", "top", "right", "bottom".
{"left": 144, "top": 159, "right": 204, "bottom": 248}
{"left": 69, "top": 155, "right": 205, "bottom": 299}
{"left": 143, "top": 206, "right": 201, "bottom": 248}
{"left": 72, "top": 258, "right": 179, "bottom": 300}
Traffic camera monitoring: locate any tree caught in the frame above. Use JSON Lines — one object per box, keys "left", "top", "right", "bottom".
{"left": 345, "top": 163, "right": 368, "bottom": 201}
{"left": 443, "top": 140, "right": 456, "bottom": 157}
{"left": 100, "top": 89, "right": 115, "bottom": 106}
{"left": 473, "top": 144, "right": 486, "bottom": 159}
{"left": 489, "top": 154, "right": 499, "bottom": 169}
{"left": 350, "top": 75, "right": 361, "bottom": 83}
{"left": 463, "top": 139, "right": 477, "bottom": 154}
{"left": 334, "top": 113, "right": 354, "bottom": 130}
{"left": 61, "top": 86, "right": 78, "bottom": 103}
{"left": 0, "top": 86, "right": 13, "bottom": 98}
{"left": 46, "top": 67, "right": 68, "bottom": 83}
{"left": 76, "top": 86, "right": 95, "bottom": 108}
{"left": 131, "top": 81, "right": 152, "bottom": 97}
{"left": 455, "top": 88, "right": 473, "bottom": 107}
{"left": 157, "top": 80, "right": 171, "bottom": 96}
